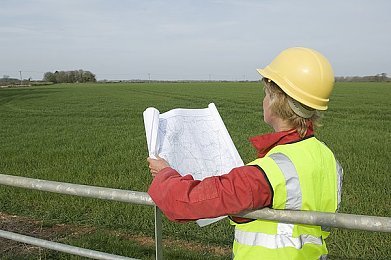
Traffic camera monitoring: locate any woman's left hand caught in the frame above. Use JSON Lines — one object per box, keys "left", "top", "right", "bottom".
{"left": 147, "top": 156, "right": 170, "bottom": 177}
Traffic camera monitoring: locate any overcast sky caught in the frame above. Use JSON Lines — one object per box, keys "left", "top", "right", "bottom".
{"left": 1, "top": 0, "right": 390, "bottom": 80}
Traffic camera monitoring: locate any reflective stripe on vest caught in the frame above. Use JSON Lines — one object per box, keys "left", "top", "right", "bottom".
{"left": 322, "top": 159, "right": 343, "bottom": 233}
{"left": 336, "top": 160, "right": 343, "bottom": 211}
{"left": 235, "top": 229, "right": 323, "bottom": 249}
{"left": 269, "top": 153, "right": 301, "bottom": 210}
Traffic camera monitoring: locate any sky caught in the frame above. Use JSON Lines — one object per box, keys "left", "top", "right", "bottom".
{"left": 1, "top": 0, "right": 390, "bottom": 81}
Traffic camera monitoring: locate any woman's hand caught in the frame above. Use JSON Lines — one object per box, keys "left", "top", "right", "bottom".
{"left": 147, "top": 156, "right": 170, "bottom": 177}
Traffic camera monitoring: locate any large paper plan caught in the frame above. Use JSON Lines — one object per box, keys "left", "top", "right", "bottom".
{"left": 143, "top": 103, "right": 244, "bottom": 226}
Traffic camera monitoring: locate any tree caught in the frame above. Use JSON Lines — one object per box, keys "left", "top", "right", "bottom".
{"left": 43, "top": 72, "right": 56, "bottom": 83}
{"left": 82, "top": 70, "right": 96, "bottom": 83}
{"left": 42, "top": 70, "right": 97, "bottom": 83}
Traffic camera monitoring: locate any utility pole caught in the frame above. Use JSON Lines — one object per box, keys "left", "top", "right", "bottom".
{"left": 148, "top": 73, "right": 151, "bottom": 83}
{"left": 19, "top": 70, "right": 22, "bottom": 85}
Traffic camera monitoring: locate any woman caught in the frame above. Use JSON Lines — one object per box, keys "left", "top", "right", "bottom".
{"left": 147, "top": 47, "right": 342, "bottom": 259}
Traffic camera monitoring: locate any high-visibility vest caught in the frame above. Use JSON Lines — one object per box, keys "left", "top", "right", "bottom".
{"left": 232, "top": 137, "right": 343, "bottom": 260}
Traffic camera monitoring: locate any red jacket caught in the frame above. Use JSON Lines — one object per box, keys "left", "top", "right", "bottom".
{"left": 148, "top": 127, "right": 314, "bottom": 222}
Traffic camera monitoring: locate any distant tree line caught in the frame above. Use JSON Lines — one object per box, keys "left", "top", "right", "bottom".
{"left": 0, "top": 75, "right": 19, "bottom": 85}
{"left": 335, "top": 73, "right": 390, "bottom": 82}
{"left": 43, "top": 70, "right": 96, "bottom": 83}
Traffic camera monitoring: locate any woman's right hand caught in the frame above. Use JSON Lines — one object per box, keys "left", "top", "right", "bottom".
{"left": 147, "top": 156, "right": 170, "bottom": 177}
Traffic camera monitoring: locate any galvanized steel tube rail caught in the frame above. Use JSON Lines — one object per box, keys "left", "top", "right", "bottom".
{"left": 0, "top": 173, "right": 159, "bottom": 259}
{"left": 0, "top": 173, "right": 154, "bottom": 206}
{"left": 1, "top": 173, "right": 390, "bottom": 233}
{"left": 0, "top": 229, "right": 138, "bottom": 260}
{"left": 237, "top": 209, "right": 391, "bottom": 233}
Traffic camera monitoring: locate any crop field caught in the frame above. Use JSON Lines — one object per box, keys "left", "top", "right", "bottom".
{"left": 0, "top": 82, "right": 390, "bottom": 259}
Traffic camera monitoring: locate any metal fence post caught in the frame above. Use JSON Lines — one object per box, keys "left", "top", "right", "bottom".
{"left": 154, "top": 206, "right": 163, "bottom": 260}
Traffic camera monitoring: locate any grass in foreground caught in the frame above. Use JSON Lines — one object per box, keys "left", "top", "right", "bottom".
{"left": 0, "top": 82, "right": 390, "bottom": 259}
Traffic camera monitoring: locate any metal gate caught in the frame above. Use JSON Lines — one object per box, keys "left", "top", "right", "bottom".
{"left": 0, "top": 173, "right": 390, "bottom": 259}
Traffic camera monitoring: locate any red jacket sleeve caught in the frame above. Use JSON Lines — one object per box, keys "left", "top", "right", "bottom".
{"left": 147, "top": 165, "right": 273, "bottom": 222}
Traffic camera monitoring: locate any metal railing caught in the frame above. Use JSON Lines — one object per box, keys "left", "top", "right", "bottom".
{"left": 0, "top": 173, "right": 390, "bottom": 259}
{"left": 0, "top": 174, "right": 158, "bottom": 260}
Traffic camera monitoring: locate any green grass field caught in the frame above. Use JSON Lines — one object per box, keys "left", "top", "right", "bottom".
{"left": 0, "top": 82, "right": 390, "bottom": 259}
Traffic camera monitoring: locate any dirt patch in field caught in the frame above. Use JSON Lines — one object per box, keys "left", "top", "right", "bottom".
{"left": 0, "top": 212, "right": 231, "bottom": 258}
{"left": 118, "top": 233, "right": 230, "bottom": 256}
{"left": 0, "top": 212, "right": 97, "bottom": 257}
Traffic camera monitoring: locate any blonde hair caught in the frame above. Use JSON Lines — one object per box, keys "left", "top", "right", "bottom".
{"left": 262, "top": 78, "right": 321, "bottom": 137}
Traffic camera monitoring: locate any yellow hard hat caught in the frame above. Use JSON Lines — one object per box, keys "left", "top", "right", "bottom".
{"left": 257, "top": 47, "right": 334, "bottom": 110}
